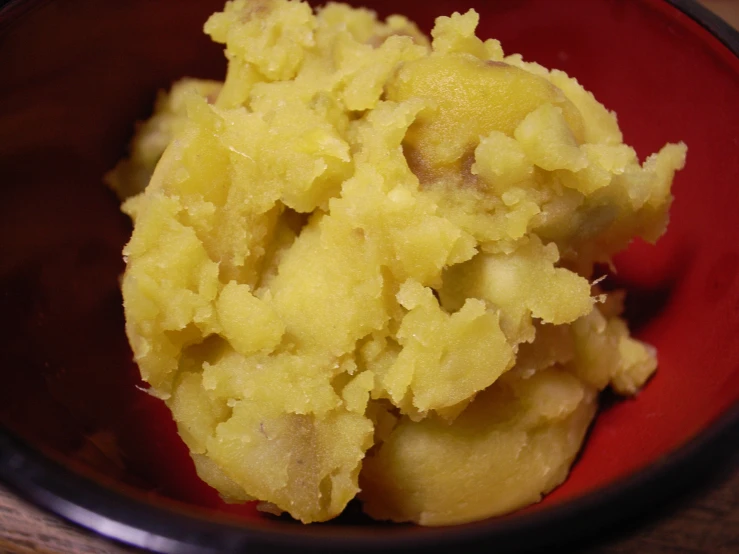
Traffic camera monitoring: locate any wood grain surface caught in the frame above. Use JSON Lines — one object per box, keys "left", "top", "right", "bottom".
{"left": 1, "top": 0, "right": 738, "bottom": 553}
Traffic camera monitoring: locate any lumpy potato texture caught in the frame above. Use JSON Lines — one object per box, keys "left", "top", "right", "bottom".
{"left": 112, "top": 0, "right": 686, "bottom": 525}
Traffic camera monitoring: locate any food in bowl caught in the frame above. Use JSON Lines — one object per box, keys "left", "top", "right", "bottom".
{"left": 107, "top": 0, "right": 686, "bottom": 525}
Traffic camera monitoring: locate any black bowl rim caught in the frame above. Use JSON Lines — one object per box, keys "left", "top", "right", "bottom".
{"left": 1, "top": 0, "right": 739, "bottom": 552}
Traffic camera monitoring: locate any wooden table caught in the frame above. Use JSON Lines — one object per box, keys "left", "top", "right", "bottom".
{"left": 1, "top": 1, "right": 738, "bottom": 553}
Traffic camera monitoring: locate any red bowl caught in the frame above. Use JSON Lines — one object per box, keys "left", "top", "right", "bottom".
{"left": 0, "top": 0, "right": 737, "bottom": 552}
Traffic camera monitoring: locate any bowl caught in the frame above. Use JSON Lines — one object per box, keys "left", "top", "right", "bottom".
{"left": 1, "top": 0, "right": 738, "bottom": 552}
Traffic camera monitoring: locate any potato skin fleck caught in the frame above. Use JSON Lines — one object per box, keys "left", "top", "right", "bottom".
{"left": 114, "top": 0, "right": 685, "bottom": 525}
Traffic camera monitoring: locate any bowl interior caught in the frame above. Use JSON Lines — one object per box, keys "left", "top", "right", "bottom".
{"left": 1, "top": 0, "right": 738, "bottom": 539}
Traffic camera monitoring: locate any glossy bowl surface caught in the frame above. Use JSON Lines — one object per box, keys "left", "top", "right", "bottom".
{"left": 0, "top": 0, "right": 738, "bottom": 552}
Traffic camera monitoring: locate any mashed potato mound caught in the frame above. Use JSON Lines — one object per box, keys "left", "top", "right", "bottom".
{"left": 109, "top": 0, "right": 686, "bottom": 525}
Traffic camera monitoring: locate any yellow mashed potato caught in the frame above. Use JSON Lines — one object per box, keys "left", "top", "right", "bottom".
{"left": 108, "top": 0, "right": 686, "bottom": 525}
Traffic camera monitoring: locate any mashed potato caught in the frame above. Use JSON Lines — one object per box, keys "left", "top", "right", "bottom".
{"left": 108, "top": 0, "right": 686, "bottom": 525}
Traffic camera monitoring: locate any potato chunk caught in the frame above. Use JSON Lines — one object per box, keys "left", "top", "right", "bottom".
{"left": 361, "top": 369, "right": 597, "bottom": 525}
